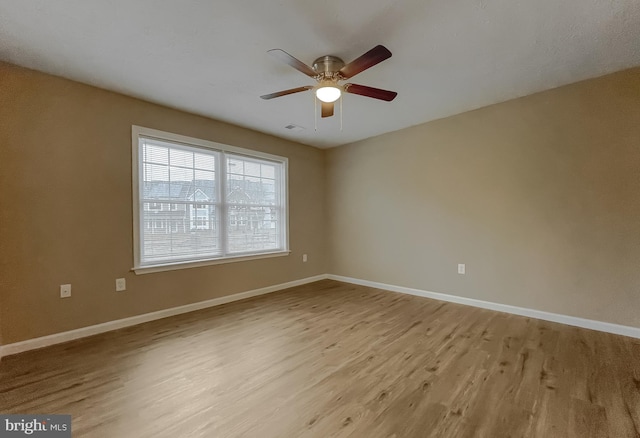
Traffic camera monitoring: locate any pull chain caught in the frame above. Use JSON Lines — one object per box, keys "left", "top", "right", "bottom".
{"left": 314, "top": 95, "right": 317, "bottom": 131}
{"left": 340, "top": 97, "right": 343, "bottom": 132}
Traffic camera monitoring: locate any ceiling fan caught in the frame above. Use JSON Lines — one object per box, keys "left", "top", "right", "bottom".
{"left": 260, "top": 45, "right": 397, "bottom": 118}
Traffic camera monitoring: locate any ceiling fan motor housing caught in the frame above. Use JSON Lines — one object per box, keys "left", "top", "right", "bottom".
{"left": 313, "top": 55, "right": 345, "bottom": 78}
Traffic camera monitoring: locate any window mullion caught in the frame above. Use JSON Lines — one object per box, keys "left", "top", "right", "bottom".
{"left": 219, "top": 152, "right": 228, "bottom": 257}
{"left": 168, "top": 146, "right": 174, "bottom": 256}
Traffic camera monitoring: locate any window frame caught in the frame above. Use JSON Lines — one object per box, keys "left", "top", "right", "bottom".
{"left": 132, "top": 126, "right": 289, "bottom": 275}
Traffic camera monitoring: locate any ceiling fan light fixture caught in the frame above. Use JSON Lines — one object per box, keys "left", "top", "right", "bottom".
{"left": 316, "top": 85, "right": 341, "bottom": 103}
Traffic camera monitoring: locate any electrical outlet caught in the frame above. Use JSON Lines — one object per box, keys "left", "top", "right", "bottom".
{"left": 115, "top": 278, "right": 126, "bottom": 292}
{"left": 458, "top": 264, "right": 466, "bottom": 275}
{"left": 60, "top": 284, "right": 71, "bottom": 298}
{"left": 302, "top": 254, "right": 308, "bottom": 263}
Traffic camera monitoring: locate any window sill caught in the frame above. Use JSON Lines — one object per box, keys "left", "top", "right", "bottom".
{"left": 132, "top": 250, "right": 291, "bottom": 275}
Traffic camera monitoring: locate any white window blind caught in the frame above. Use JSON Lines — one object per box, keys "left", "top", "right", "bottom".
{"left": 133, "top": 127, "right": 288, "bottom": 272}
{"left": 226, "top": 155, "right": 283, "bottom": 254}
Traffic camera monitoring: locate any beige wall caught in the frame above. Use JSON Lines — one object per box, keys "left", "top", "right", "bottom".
{"left": 2, "top": 63, "right": 639, "bottom": 346}
{"left": 326, "top": 68, "right": 640, "bottom": 328}
{"left": 0, "top": 63, "right": 327, "bottom": 344}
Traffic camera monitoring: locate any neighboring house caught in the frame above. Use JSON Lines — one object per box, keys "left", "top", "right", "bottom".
{"left": 142, "top": 180, "right": 214, "bottom": 234}
{"left": 189, "top": 188, "right": 213, "bottom": 230}
{"left": 143, "top": 179, "right": 276, "bottom": 235}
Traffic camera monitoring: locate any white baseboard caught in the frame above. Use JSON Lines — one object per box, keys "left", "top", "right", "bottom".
{"left": 327, "top": 274, "right": 640, "bottom": 339}
{"left": 3, "top": 273, "right": 638, "bottom": 359}
{"left": 0, "top": 274, "right": 328, "bottom": 358}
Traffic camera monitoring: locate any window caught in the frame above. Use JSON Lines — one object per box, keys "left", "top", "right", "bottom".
{"left": 132, "top": 126, "right": 288, "bottom": 273}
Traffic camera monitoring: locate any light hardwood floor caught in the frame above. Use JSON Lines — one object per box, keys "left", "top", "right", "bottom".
{"left": 1, "top": 280, "right": 639, "bottom": 437}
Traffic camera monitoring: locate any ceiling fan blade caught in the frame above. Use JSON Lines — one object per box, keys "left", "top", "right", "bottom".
{"left": 344, "top": 83, "right": 397, "bottom": 101}
{"left": 268, "top": 49, "right": 317, "bottom": 77}
{"left": 260, "top": 86, "right": 313, "bottom": 100}
{"left": 339, "top": 45, "right": 392, "bottom": 79}
{"left": 321, "top": 102, "right": 334, "bottom": 118}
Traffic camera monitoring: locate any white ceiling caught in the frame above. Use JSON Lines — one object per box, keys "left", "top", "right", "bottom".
{"left": 1, "top": 0, "right": 639, "bottom": 148}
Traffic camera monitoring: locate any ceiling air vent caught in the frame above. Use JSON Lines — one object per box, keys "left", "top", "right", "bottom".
{"left": 284, "top": 124, "right": 304, "bottom": 132}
